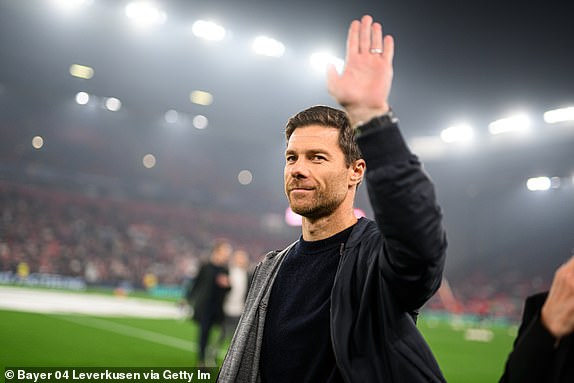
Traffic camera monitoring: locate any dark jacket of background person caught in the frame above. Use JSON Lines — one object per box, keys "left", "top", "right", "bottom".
{"left": 500, "top": 292, "right": 574, "bottom": 383}
{"left": 186, "top": 262, "right": 230, "bottom": 325}
{"left": 217, "top": 119, "right": 448, "bottom": 382}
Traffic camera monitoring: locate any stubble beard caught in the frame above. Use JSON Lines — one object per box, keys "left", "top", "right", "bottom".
{"left": 288, "top": 187, "right": 345, "bottom": 220}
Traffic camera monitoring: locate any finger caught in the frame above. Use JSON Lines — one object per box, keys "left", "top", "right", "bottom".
{"left": 346, "top": 19, "right": 360, "bottom": 57}
{"left": 359, "top": 14, "right": 373, "bottom": 54}
{"left": 371, "top": 22, "right": 383, "bottom": 51}
{"left": 326, "top": 64, "right": 340, "bottom": 92}
{"left": 565, "top": 255, "right": 574, "bottom": 270}
{"left": 382, "top": 35, "right": 395, "bottom": 64}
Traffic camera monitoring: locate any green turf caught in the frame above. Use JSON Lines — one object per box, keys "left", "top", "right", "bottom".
{"left": 419, "top": 318, "right": 516, "bottom": 383}
{"left": 1, "top": 308, "right": 517, "bottom": 383}
{"left": 0, "top": 310, "right": 203, "bottom": 368}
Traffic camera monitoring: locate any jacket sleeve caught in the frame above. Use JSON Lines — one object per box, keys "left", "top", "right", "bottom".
{"left": 356, "top": 117, "right": 447, "bottom": 311}
{"left": 499, "top": 293, "right": 557, "bottom": 383}
{"left": 186, "top": 264, "right": 206, "bottom": 303}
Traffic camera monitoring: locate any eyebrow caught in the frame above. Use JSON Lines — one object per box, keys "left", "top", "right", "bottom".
{"left": 285, "top": 148, "right": 332, "bottom": 157}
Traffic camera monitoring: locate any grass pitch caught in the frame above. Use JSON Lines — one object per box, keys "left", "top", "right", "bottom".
{"left": 0, "top": 295, "right": 516, "bottom": 383}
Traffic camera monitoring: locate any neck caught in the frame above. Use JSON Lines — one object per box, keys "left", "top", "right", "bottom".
{"left": 301, "top": 206, "right": 358, "bottom": 241}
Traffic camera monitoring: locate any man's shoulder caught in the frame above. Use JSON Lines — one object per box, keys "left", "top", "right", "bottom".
{"left": 346, "top": 217, "right": 380, "bottom": 247}
{"left": 255, "top": 242, "right": 297, "bottom": 275}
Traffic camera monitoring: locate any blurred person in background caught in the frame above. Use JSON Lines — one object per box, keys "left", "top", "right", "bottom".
{"left": 220, "top": 249, "right": 252, "bottom": 342}
{"left": 500, "top": 255, "right": 574, "bottom": 383}
{"left": 218, "top": 14, "right": 447, "bottom": 383}
{"left": 185, "top": 239, "right": 232, "bottom": 366}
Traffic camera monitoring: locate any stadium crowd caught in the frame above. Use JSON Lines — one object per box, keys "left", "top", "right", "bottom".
{"left": 0, "top": 181, "right": 285, "bottom": 289}
{"left": 0, "top": 180, "right": 552, "bottom": 321}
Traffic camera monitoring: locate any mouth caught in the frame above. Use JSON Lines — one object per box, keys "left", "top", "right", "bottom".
{"left": 288, "top": 186, "right": 314, "bottom": 193}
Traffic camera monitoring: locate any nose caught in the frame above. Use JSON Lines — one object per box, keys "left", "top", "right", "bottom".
{"left": 287, "top": 158, "right": 310, "bottom": 179}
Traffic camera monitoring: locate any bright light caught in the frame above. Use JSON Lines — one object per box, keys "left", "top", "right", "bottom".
{"left": 489, "top": 114, "right": 530, "bottom": 135}
{"left": 252, "top": 36, "right": 285, "bottom": 57}
{"left": 526, "top": 176, "right": 551, "bottom": 191}
{"left": 543, "top": 106, "right": 574, "bottom": 124}
{"left": 142, "top": 153, "right": 156, "bottom": 168}
{"left": 238, "top": 170, "right": 253, "bottom": 185}
{"left": 125, "top": 2, "right": 167, "bottom": 27}
{"left": 310, "top": 52, "right": 344, "bottom": 74}
{"left": 164, "top": 109, "right": 179, "bottom": 124}
{"left": 550, "top": 177, "right": 561, "bottom": 189}
{"left": 75, "top": 91, "right": 90, "bottom": 105}
{"left": 192, "top": 20, "right": 226, "bottom": 41}
{"left": 440, "top": 125, "right": 474, "bottom": 143}
{"left": 193, "top": 115, "right": 208, "bottom": 129}
{"left": 69, "top": 64, "right": 94, "bottom": 79}
{"left": 105, "top": 97, "right": 122, "bottom": 111}
{"left": 32, "top": 136, "right": 44, "bottom": 150}
{"left": 190, "top": 90, "right": 213, "bottom": 106}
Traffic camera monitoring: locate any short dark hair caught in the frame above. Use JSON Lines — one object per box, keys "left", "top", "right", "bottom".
{"left": 211, "top": 238, "right": 231, "bottom": 254}
{"left": 285, "top": 105, "right": 362, "bottom": 167}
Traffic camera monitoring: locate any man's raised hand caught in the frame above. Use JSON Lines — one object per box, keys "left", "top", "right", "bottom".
{"left": 327, "top": 15, "right": 395, "bottom": 127}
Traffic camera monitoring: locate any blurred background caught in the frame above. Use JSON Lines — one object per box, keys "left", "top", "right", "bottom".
{"left": 1, "top": 0, "right": 573, "bottom": 380}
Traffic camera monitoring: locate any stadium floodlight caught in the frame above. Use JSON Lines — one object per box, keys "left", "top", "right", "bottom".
{"left": 192, "top": 115, "right": 208, "bottom": 129}
{"left": 309, "top": 52, "right": 344, "bottom": 74}
{"left": 32, "top": 136, "right": 45, "bottom": 150}
{"left": 238, "top": 170, "right": 253, "bottom": 185}
{"left": 75, "top": 91, "right": 90, "bottom": 105}
{"left": 142, "top": 153, "right": 157, "bottom": 169}
{"left": 526, "top": 176, "right": 551, "bottom": 191}
{"left": 105, "top": 97, "right": 122, "bottom": 111}
{"left": 125, "top": 2, "right": 167, "bottom": 27}
{"left": 543, "top": 106, "right": 574, "bottom": 124}
{"left": 69, "top": 64, "right": 94, "bottom": 80}
{"left": 190, "top": 90, "right": 213, "bottom": 106}
{"left": 488, "top": 114, "right": 530, "bottom": 135}
{"left": 440, "top": 125, "right": 474, "bottom": 143}
{"left": 192, "top": 20, "right": 226, "bottom": 41}
{"left": 164, "top": 109, "right": 179, "bottom": 124}
{"left": 550, "top": 177, "right": 561, "bottom": 189}
{"left": 252, "top": 36, "right": 285, "bottom": 57}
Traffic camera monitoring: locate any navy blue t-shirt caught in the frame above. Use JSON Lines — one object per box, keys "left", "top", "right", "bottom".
{"left": 260, "top": 224, "right": 355, "bottom": 383}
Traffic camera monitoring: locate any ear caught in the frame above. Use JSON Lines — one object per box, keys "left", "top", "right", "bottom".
{"left": 349, "top": 159, "right": 366, "bottom": 187}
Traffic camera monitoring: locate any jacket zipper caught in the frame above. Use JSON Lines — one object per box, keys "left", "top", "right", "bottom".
{"left": 330, "top": 242, "right": 350, "bottom": 382}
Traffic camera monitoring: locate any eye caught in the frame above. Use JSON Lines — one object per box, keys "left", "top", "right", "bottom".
{"left": 312, "top": 154, "right": 326, "bottom": 162}
{"left": 286, "top": 154, "right": 297, "bottom": 163}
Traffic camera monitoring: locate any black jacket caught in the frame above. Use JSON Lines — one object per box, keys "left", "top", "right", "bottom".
{"left": 218, "top": 118, "right": 448, "bottom": 382}
{"left": 500, "top": 292, "right": 574, "bottom": 383}
{"left": 187, "top": 262, "right": 230, "bottom": 323}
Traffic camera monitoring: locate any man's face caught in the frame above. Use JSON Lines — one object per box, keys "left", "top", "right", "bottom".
{"left": 284, "top": 125, "right": 352, "bottom": 219}
{"left": 212, "top": 243, "right": 232, "bottom": 265}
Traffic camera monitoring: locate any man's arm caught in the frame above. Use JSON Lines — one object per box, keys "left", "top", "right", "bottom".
{"left": 541, "top": 256, "right": 574, "bottom": 338}
{"left": 328, "top": 15, "right": 446, "bottom": 310}
{"left": 499, "top": 293, "right": 556, "bottom": 383}
{"left": 501, "top": 257, "right": 574, "bottom": 382}
{"left": 358, "top": 121, "right": 446, "bottom": 310}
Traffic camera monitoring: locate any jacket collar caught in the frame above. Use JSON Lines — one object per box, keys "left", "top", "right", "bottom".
{"left": 345, "top": 217, "right": 372, "bottom": 249}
